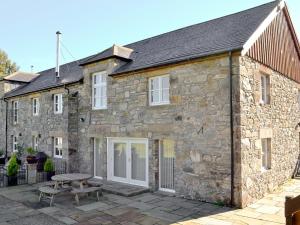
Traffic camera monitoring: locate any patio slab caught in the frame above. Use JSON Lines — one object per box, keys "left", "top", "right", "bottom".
{"left": 89, "top": 178, "right": 150, "bottom": 197}
{"left": 0, "top": 179, "right": 299, "bottom": 224}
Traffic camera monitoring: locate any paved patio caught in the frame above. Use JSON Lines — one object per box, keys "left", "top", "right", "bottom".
{"left": 0, "top": 179, "right": 299, "bottom": 225}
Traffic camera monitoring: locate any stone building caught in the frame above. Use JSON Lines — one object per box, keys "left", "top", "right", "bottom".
{"left": 0, "top": 0, "right": 299, "bottom": 208}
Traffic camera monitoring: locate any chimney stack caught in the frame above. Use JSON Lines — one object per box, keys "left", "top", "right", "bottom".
{"left": 55, "top": 31, "right": 61, "bottom": 78}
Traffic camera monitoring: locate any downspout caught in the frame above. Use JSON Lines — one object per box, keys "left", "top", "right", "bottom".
{"left": 229, "top": 51, "right": 234, "bottom": 206}
{"left": 3, "top": 98, "right": 8, "bottom": 158}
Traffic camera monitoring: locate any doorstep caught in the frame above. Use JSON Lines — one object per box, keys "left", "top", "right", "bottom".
{"left": 88, "top": 178, "right": 150, "bottom": 197}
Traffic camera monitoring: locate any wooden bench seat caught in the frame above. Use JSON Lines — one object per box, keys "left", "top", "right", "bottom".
{"left": 71, "top": 186, "right": 102, "bottom": 205}
{"left": 38, "top": 186, "right": 62, "bottom": 206}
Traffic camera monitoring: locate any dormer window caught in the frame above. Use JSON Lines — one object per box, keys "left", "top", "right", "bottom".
{"left": 92, "top": 72, "right": 107, "bottom": 110}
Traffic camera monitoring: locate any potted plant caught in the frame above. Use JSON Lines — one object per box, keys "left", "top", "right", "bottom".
{"left": 44, "top": 158, "right": 55, "bottom": 181}
{"left": 7, "top": 154, "right": 19, "bottom": 186}
{"left": 0, "top": 149, "right": 5, "bottom": 165}
{"left": 25, "top": 147, "right": 37, "bottom": 164}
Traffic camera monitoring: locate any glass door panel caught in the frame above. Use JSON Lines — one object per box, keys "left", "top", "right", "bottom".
{"left": 131, "top": 143, "right": 146, "bottom": 182}
{"left": 113, "top": 142, "right": 127, "bottom": 178}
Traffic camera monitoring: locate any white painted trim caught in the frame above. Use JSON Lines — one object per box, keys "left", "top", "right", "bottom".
{"left": 242, "top": 0, "right": 285, "bottom": 56}
{"left": 149, "top": 75, "right": 170, "bottom": 106}
{"left": 107, "top": 137, "right": 149, "bottom": 188}
{"left": 159, "top": 140, "right": 175, "bottom": 193}
{"left": 92, "top": 71, "right": 107, "bottom": 110}
{"left": 93, "top": 138, "right": 103, "bottom": 179}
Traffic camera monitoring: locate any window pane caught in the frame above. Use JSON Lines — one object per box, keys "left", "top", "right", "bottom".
{"left": 162, "top": 89, "right": 169, "bottom": 102}
{"left": 114, "top": 143, "right": 126, "bottom": 178}
{"left": 101, "top": 74, "right": 107, "bottom": 83}
{"left": 131, "top": 143, "right": 146, "bottom": 181}
{"left": 151, "top": 90, "right": 160, "bottom": 103}
{"left": 151, "top": 78, "right": 159, "bottom": 91}
{"left": 162, "top": 76, "right": 169, "bottom": 89}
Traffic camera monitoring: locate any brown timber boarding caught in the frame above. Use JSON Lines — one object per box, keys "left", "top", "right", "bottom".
{"left": 285, "top": 196, "right": 300, "bottom": 225}
{"left": 247, "top": 8, "right": 300, "bottom": 83}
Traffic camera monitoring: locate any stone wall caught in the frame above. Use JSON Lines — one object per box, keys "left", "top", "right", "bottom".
{"left": 0, "top": 80, "right": 6, "bottom": 154}
{"left": 238, "top": 56, "right": 300, "bottom": 207}
{"left": 78, "top": 55, "right": 237, "bottom": 204}
{"left": 4, "top": 84, "right": 82, "bottom": 171}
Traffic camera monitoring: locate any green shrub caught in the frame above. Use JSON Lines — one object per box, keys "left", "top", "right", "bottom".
{"left": 26, "top": 147, "right": 37, "bottom": 156}
{"left": 7, "top": 154, "right": 19, "bottom": 177}
{"left": 44, "top": 158, "right": 55, "bottom": 172}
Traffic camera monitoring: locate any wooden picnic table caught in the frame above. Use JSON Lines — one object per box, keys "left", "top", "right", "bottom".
{"left": 51, "top": 173, "right": 92, "bottom": 190}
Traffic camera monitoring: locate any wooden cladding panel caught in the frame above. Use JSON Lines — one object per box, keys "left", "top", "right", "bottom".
{"left": 247, "top": 9, "right": 300, "bottom": 83}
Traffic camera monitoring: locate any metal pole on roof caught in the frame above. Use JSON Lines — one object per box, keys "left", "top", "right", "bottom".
{"left": 55, "top": 31, "right": 61, "bottom": 78}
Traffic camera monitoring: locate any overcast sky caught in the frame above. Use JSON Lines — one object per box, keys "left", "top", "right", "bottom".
{"left": 1, "top": 0, "right": 299, "bottom": 72}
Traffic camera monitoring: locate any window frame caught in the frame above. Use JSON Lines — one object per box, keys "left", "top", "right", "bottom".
{"left": 260, "top": 74, "right": 270, "bottom": 105}
{"left": 149, "top": 75, "right": 170, "bottom": 106}
{"left": 32, "top": 98, "right": 39, "bottom": 116}
{"left": 12, "top": 135, "right": 18, "bottom": 152}
{"left": 261, "top": 138, "right": 271, "bottom": 171}
{"left": 92, "top": 71, "right": 107, "bottom": 110}
{"left": 12, "top": 101, "right": 18, "bottom": 124}
{"left": 53, "top": 137, "right": 63, "bottom": 158}
{"left": 54, "top": 94, "right": 63, "bottom": 114}
{"left": 32, "top": 135, "right": 39, "bottom": 151}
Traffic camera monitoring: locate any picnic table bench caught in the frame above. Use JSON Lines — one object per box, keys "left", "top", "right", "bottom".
{"left": 71, "top": 186, "right": 102, "bottom": 205}
{"left": 38, "top": 186, "right": 62, "bottom": 206}
{"left": 38, "top": 173, "right": 102, "bottom": 206}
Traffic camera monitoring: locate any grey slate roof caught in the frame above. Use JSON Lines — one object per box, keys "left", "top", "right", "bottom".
{"left": 4, "top": 71, "right": 39, "bottom": 83}
{"left": 5, "top": 1, "right": 278, "bottom": 98}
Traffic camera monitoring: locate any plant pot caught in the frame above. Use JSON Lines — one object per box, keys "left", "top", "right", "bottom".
{"left": 7, "top": 175, "right": 18, "bottom": 186}
{"left": 16, "top": 159, "right": 21, "bottom": 165}
{"left": 46, "top": 171, "right": 55, "bottom": 181}
{"left": 26, "top": 156, "right": 37, "bottom": 164}
{"left": 36, "top": 152, "right": 47, "bottom": 172}
{"left": 0, "top": 157, "right": 6, "bottom": 165}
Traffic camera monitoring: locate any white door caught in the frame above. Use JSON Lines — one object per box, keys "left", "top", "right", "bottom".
{"left": 94, "top": 138, "right": 103, "bottom": 179}
{"left": 107, "top": 138, "right": 148, "bottom": 187}
{"left": 159, "top": 139, "right": 175, "bottom": 192}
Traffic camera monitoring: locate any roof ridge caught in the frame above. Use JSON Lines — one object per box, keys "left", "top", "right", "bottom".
{"left": 124, "top": 1, "right": 278, "bottom": 48}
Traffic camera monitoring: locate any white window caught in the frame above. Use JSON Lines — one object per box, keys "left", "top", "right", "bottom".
{"left": 54, "top": 94, "right": 63, "bottom": 114}
{"left": 54, "top": 137, "right": 63, "bottom": 158}
{"left": 12, "top": 101, "right": 18, "bottom": 124}
{"left": 149, "top": 75, "right": 170, "bottom": 106}
{"left": 261, "top": 138, "right": 271, "bottom": 171}
{"left": 92, "top": 72, "right": 107, "bottom": 109}
{"left": 32, "top": 98, "right": 39, "bottom": 116}
{"left": 32, "top": 135, "right": 39, "bottom": 151}
{"left": 12, "top": 135, "right": 18, "bottom": 152}
{"left": 260, "top": 74, "right": 270, "bottom": 105}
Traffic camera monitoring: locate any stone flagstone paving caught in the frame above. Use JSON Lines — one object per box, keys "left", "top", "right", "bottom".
{"left": 0, "top": 179, "right": 299, "bottom": 224}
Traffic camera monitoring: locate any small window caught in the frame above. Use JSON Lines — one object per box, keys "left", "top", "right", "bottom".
{"left": 261, "top": 138, "right": 271, "bottom": 170}
{"left": 92, "top": 72, "right": 107, "bottom": 109}
{"left": 32, "top": 135, "right": 39, "bottom": 151}
{"left": 12, "top": 101, "right": 18, "bottom": 124}
{"left": 260, "top": 74, "right": 270, "bottom": 105}
{"left": 54, "top": 137, "right": 63, "bottom": 158}
{"left": 32, "top": 98, "right": 39, "bottom": 116}
{"left": 12, "top": 135, "right": 18, "bottom": 152}
{"left": 149, "top": 75, "right": 170, "bottom": 106}
{"left": 54, "top": 94, "right": 63, "bottom": 114}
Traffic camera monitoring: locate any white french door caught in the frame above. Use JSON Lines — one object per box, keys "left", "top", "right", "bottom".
{"left": 107, "top": 138, "right": 148, "bottom": 187}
